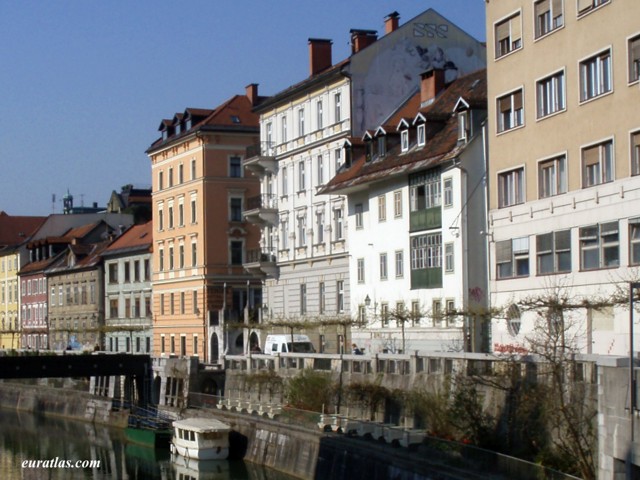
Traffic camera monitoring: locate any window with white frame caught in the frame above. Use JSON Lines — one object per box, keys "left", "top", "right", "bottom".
{"left": 582, "top": 140, "right": 613, "bottom": 187}
{"left": 333, "top": 208, "right": 344, "bottom": 241}
{"left": 534, "top": 0, "right": 564, "bottom": 38}
{"left": 506, "top": 304, "right": 522, "bottom": 336}
{"left": 411, "top": 233, "right": 442, "bottom": 269}
{"left": 394, "top": 191, "right": 403, "bottom": 217}
{"left": 315, "top": 210, "right": 324, "bottom": 244}
{"left": 536, "top": 230, "right": 571, "bottom": 274}
{"left": 179, "top": 244, "right": 185, "bottom": 269}
{"left": 316, "top": 100, "right": 323, "bottom": 130}
{"left": 417, "top": 124, "right": 426, "bottom": 146}
{"left": 230, "top": 197, "right": 243, "bottom": 222}
{"left": 457, "top": 112, "right": 469, "bottom": 142}
{"left": 158, "top": 204, "right": 164, "bottom": 230}
{"left": 579, "top": 49, "right": 612, "bottom": 102}
{"left": 379, "top": 253, "right": 388, "bottom": 280}
{"left": 335, "top": 149, "right": 342, "bottom": 171}
{"left": 629, "top": 218, "right": 640, "bottom": 265}
{"left": 266, "top": 122, "right": 273, "bottom": 150}
{"left": 178, "top": 199, "right": 184, "bottom": 226}
{"left": 538, "top": 155, "right": 567, "bottom": 198}
{"left": 336, "top": 280, "right": 344, "bottom": 313}
{"left": 445, "top": 242, "right": 454, "bottom": 273}
{"left": 401, "top": 130, "right": 409, "bottom": 152}
{"left": 498, "top": 167, "right": 524, "bottom": 207}
{"left": 537, "top": 70, "right": 565, "bottom": 118}
{"left": 168, "top": 202, "right": 174, "bottom": 229}
{"left": 395, "top": 250, "right": 404, "bottom": 278}
{"left": 378, "top": 195, "right": 386, "bottom": 222}
{"left": 317, "top": 154, "right": 324, "bottom": 185}
{"left": 158, "top": 248, "right": 164, "bottom": 271}
{"left": 158, "top": 170, "right": 164, "bottom": 190}
{"left": 298, "top": 108, "right": 305, "bottom": 137}
{"left": 443, "top": 178, "right": 453, "bottom": 207}
{"left": 410, "top": 170, "right": 441, "bottom": 211}
{"left": 300, "top": 284, "right": 307, "bottom": 314}
{"left": 280, "top": 218, "right": 289, "bottom": 250}
{"left": 334, "top": 92, "right": 342, "bottom": 123}
{"left": 281, "top": 166, "right": 288, "bottom": 196}
{"left": 355, "top": 203, "right": 363, "bottom": 229}
{"left": 497, "top": 89, "right": 524, "bottom": 132}
{"left": 281, "top": 115, "right": 288, "bottom": 142}
{"left": 168, "top": 245, "right": 174, "bottom": 270}
{"left": 298, "top": 161, "right": 306, "bottom": 191}
{"left": 577, "top": 0, "right": 610, "bottom": 17}
{"left": 191, "top": 159, "right": 196, "bottom": 180}
{"left": 494, "top": 12, "right": 522, "bottom": 58}
{"left": 496, "top": 237, "right": 530, "bottom": 278}
{"left": 632, "top": 131, "right": 640, "bottom": 176}
{"left": 377, "top": 136, "right": 386, "bottom": 158}
{"left": 580, "top": 222, "right": 619, "bottom": 270}
{"left": 319, "top": 282, "right": 325, "bottom": 314}
{"left": 297, "top": 214, "right": 307, "bottom": 247}
{"left": 190, "top": 195, "right": 197, "bottom": 224}
{"left": 630, "top": 35, "right": 640, "bottom": 83}
{"left": 357, "top": 258, "right": 365, "bottom": 283}
{"left": 191, "top": 239, "right": 197, "bottom": 267}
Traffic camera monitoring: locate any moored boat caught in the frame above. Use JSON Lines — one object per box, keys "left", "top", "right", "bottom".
{"left": 171, "top": 417, "right": 231, "bottom": 460}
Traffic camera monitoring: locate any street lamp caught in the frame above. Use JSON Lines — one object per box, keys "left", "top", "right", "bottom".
{"left": 364, "top": 295, "right": 371, "bottom": 307}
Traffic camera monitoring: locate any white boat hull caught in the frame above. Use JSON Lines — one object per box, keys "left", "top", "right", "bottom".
{"left": 171, "top": 441, "right": 229, "bottom": 460}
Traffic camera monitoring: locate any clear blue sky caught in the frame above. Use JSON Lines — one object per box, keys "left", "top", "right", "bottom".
{"left": 0, "top": 1, "right": 486, "bottom": 216}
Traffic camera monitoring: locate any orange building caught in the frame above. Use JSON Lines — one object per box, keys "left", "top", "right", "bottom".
{"left": 147, "top": 85, "right": 263, "bottom": 361}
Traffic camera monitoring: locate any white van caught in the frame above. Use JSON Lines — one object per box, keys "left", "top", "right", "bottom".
{"left": 264, "top": 334, "right": 315, "bottom": 355}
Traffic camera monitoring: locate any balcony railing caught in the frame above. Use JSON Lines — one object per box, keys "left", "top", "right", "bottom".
{"left": 246, "top": 194, "right": 278, "bottom": 211}
{"left": 246, "top": 141, "right": 275, "bottom": 159}
{"left": 245, "top": 248, "right": 277, "bottom": 264}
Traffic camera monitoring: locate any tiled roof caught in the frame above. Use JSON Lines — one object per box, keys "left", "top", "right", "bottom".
{"left": 103, "top": 221, "right": 152, "bottom": 255}
{"left": 0, "top": 212, "right": 47, "bottom": 247}
{"left": 320, "top": 69, "right": 486, "bottom": 195}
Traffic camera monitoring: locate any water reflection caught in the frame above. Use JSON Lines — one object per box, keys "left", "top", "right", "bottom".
{"left": 0, "top": 408, "right": 296, "bottom": 480}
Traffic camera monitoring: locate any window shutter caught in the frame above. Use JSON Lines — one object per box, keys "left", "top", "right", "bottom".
{"left": 536, "top": 233, "right": 553, "bottom": 253}
{"left": 510, "top": 14, "right": 522, "bottom": 43}
{"left": 499, "top": 96, "right": 511, "bottom": 113}
{"left": 577, "top": 0, "right": 591, "bottom": 13}
{"left": 552, "top": 0, "right": 563, "bottom": 15}
{"left": 496, "top": 20, "right": 510, "bottom": 42}
{"left": 535, "top": 0, "right": 550, "bottom": 18}
{"left": 513, "top": 90, "right": 523, "bottom": 111}
{"left": 496, "top": 240, "right": 512, "bottom": 263}
{"left": 583, "top": 145, "right": 599, "bottom": 167}
{"left": 555, "top": 230, "right": 571, "bottom": 250}
{"left": 632, "top": 38, "right": 640, "bottom": 60}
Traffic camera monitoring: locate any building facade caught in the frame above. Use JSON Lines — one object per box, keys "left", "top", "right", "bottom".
{"left": 147, "top": 88, "right": 262, "bottom": 362}
{"left": 485, "top": 0, "right": 640, "bottom": 355}
{"left": 102, "top": 222, "right": 153, "bottom": 353}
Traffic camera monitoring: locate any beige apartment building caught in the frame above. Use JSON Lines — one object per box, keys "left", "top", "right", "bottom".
{"left": 147, "top": 87, "right": 262, "bottom": 361}
{"left": 486, "top": 0, "right": 640, "bottom": 355}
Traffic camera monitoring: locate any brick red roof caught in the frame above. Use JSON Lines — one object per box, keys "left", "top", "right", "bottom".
{"left": 103, "top": 221, "right": 152, "bottom": 255}
{"left": 0, "top": 212, "right": 46, "bottom": 247}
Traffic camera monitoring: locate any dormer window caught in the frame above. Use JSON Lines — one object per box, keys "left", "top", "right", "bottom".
{"left": 458, "top": 111, "right": 469, "bottom": 143}
{"left": 401, "top": 130, "right": 409, "bottom": 152}
{"left": 344, "top": 145, "right": 352, "bottom": 168}
{"left": 365, "top": 140, "right": 373, "bottom": 163}
{"left": 175, "top": 123, "right": 181, "bottom": 135}
{"left": 231, "top": 115, "right": 241, "bottom": 124}
{"left": 162, "top": 130, "right": 168, "bottom": 141}
{"left": 185, "top": 118, "right": 192, "bottom": 131}
{"left": 377, "top": 136, "right": 386, "bottom": 157}
{"left": 417, "top": 125, "right": 426, "bottom": 147}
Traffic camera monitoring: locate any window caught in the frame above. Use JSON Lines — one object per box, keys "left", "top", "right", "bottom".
{"left": 297, "top": 215, "right": 307, "bottom": 247}
{"left": 266, "top": 122, "right": 273, "bottom": 149}
{"left": 281, "top": 116, "right": 288, "bottom": 142}
{"left": 159, "top": 248, "right": 164, "bottom": 271}
{"left": 317, "top": 100, "right": 323, "bottom": 130}
{"left": 192, "top": 290, "right": 198, "bottom": 314}
{"left": 191, "top": 159, "right": 196, "bottom": 180}
{"left": 496, "top": 237, "right": 530, "bottom": 278}
{"left": 537, "top": 230, "right": 571, "bottom": 274}
{"left": 580, "top": 222, "right": 619, "bottom": 270}
{"left": 534, "top": 0, "right": 564, "bottom": 38}
{"left": 230, "top": 240, "right": 243, "bottom": 265}
{"left": 298, "top": 161, "right": 306, "bottom": 191}
{"left": 357, "top": 258, "right": 365, "bottom": 283}
{"left": 582, "top": 140, "right": 613, "bottom": 187}
{"left": 630, "top": 219, "right": 640, "bottom": 265}
{"left": 432, "top": 299, "right": 442, "bottom": 325}
{"left": 168, "top": 204, "right": 174, "bottom": 229}
{"left": 410, "top": 170, "right": 441, "bottom": 211}
{"left": 401, "top": 130, "right": 409, "bottom": 152}
{"left": 191, "top": 241, "right": 197, "bottom": 267}
{"left": 378, "top": 195, "right": 386, "bottom": 222}
{"left": 632, "top": 131, "right": 640, "bottom": 176}
{"left": 334, "top": 93, "right": 342, "bottom": 123}
{"left": 281, "top": 218, "right": 289, "bottom": 250}
{"left": 124, "top": 261, "right": 130, "bottom": 283}
{"left": 300, "top": 284, "right": 307, "bottom": 314}
{"left": 170, "top": 293, "right": 175, "bottom": 315}
{"left": 498, "top": 167, "right": 525, "bottom": 207}
{"left": 160, "top": 294, "right": 165, "bottom": 315}
{"left": 230, "top": 197, "right": 243, "bottom": 222}
{"left": 445, "top": 242, "right": 454, "bottom": 273}
{"left": 317, "top": 155, "right": 324, "bottom": 185}
{"left": 497, "top": 89, "right": 524, "bottom": 132}
{"left": 395, "top": 250, "right": 404, "bottom": 278}
{"left": 179, "top": 245, "right": 185, "bottom": 269}
{"left": 178, "top": 164, "right": 184, "bottom": 184}
{"left": 355, "top": 203, "right": 363, "bottom": 229}
{"left": 281, "top": 166, "right": 288, "bottom": 196}
{"left": 417, "top": 124, "right": 426, "bottom": 146}
{"left": 335, "top": 149, "right": 342, "bottom": 171}
{"left": 158, "top": 206, "right": 164, "bottom": 230}
{"left": 333, "top": 208, "right": 344, "bottom": 241}
{"left": 168, "top": 167, "right": 173, "bottom": 187}
{"left": 178, "top": 201, "right": 184, "bottom": 226}
{"left": 316, "top": 211, "right": 325, "bottom": 244}
{"left": 457, "top": 112, "right": 469, "bottom": 142}
{"left": 537, "top": 70, "right": 565, "bottom": 118}
{"left": 169, "top": 246, "right": 174, "bottom": 270}
{"left": 629, "top": 35, "right": 640, "bottom": 83}
{"left": 158, "top": 171, "right": 164, "bottom": 190}
{"left": 411, "top": 233, "right": 442, "bottom": 269}
{"left": 494, "top": 12, "right": 522, "bottom": 58}
{"left": 191, "top": 197, "right": 197, "bottom": 224}
{"left": 229, "top": 156, "right": 242, "bottom": 177}
{"left": 394, "top": 191, "right": 403, "bottom": 217}
{"left": 298, "top": 108, "right": 305, "bottom": 137}
{"left": 443, "top": 178, "right": 453, "bottom": 207}
{"left": 377, "top": 136, "right": 386, "bottom": 157}
{"left": 538, "top": 155, "right": 567, "bottom": 198}
{"left": 577, "top": 0, "right": 610, "bottom": 16}
{"left": 134, "top": 260, "right": 140, "bottom": 282}
{"left": 580, "top": 50, "right": 612, "bottom": 102}
{"left": 109, "top": 264, "right": 118, "bottom": 284}
{"left": 319, "top": 282, "right": 325, "bottom": 314}
{"left": 193, "top": 335, "right": 198, "bottom": 355}
{"left": 336, "top": 280, "right": 344, "bottom": 313}
{"left": 110, "top": 298, "right": 118, "bottom": 318}
{"left": 506, "top": 304, "right": 522, "bottom": 336}
{"left": 379, "top": 253, "right": 388, "bottom": 280}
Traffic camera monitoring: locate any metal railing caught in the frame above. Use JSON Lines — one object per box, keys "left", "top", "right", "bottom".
{"left": 246, "top": 141, "right": 275, "bottom": 158}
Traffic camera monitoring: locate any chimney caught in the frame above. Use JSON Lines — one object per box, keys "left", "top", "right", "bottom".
{"left": 245, "top": 83, "right": 259, "bottom": 106}
{"left": 308, "top": 38, "right": 332, "bottom": 76}
{"left": 384, "top": 11, "right": 400, "bottom": 35}
{"left": 420, "top": 68, "right": 446, "bottom": 107}
{"left": 350, "top": 29, "right": 378, "bottom": 54}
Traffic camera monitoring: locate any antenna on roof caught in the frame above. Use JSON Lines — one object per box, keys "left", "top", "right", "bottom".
{"left": 51, "top": 194, "right": 56, "bottom": 214}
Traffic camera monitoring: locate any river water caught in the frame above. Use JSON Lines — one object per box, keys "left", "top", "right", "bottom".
{"left": 0, "top": 407, "right": 299, "bottom": 480}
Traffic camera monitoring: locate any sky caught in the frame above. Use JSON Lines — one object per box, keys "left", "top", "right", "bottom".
{"left": 0, "top": 1, "right": 486, "bottom": 217}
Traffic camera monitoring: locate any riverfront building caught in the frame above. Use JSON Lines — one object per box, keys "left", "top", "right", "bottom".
{"left": 485, "top": 0, "right": 640, "bottom": 355}
{"left": 147, "top": 87, "right": 263, "bottom": 362}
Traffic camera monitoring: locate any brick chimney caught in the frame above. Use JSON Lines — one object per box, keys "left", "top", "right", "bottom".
{"left": 308, "top": 38, "right": 332, "bottom": 76}
{"left": 350, "top": 29, "right": 378, "bottom": 54}
{"left": 420, "top": 68, "right": 446, "bottom": 107}
{"left": 245, "top": 83, "right": 259, "bottom": 106}
{"left": 384, "top": 11, "right": 400, "bottom": 35}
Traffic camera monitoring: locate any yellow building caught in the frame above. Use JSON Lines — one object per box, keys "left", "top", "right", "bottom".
{"left": 147, "top": 86, "right": 262, "bottom": 362}
{"left": 485, "top": 0, "right": 640, "bottom": 354}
